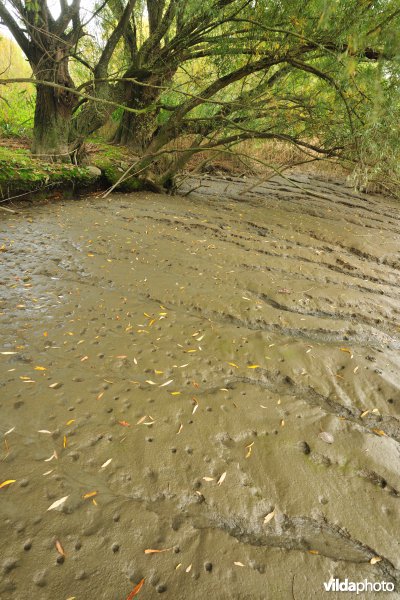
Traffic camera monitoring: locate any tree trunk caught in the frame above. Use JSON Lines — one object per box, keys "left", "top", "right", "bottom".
{"left": 113, "top": 104, "right": 158, "bottom": 151}
{"left": 31, "top": 84, "right": 73, "bottom": 161}
{"left": 112, "top": 68, "right": 176, "bottom": 151}
{"left": 31, "top": 50, "right": 76, "bottom": 162}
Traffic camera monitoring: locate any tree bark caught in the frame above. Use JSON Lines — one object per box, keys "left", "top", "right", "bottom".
{"left": 31, "top": 83, "right": 74, "bottom": 161}
{"left": 112, "top": 82, "right": 160, "bottom": 152}
{"left": 30, "top": 48, "right": 76, "bottom": 162}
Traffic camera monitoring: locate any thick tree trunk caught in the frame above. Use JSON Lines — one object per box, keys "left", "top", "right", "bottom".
{"left": 113, "top": 104, "right": 158, "bottom": 151}
{"left": 113, "top": 82, "right": 160, "bottom": 152}
{"left": 112, "top": 68, "right": 176, "bottom": 151}
{"left": 31, "top": 83, "right": 73, "bottom": 161}
{"left": 31, "top": 50, "right": 76, "bottom": 162}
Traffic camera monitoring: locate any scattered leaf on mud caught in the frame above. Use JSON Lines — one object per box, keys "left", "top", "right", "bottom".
{"left": 126, "top": 578, "right": 145, "bottom": 599}
{"left": 38, "top": 430, "right": 52, "bottom": 434}
{"left": 217, "top": 472, "right": 227, "bottom": 485}
{"left": 66, "top": 419, "right": 75, "bottom": 426}
{"left": 203, "top": 477, "right": 214, "bottom": 482}
{"left": 186, "top": 564, "right": 192, "bottom": 573}
{"left": 83, "top": 491, "right": 97, "bottom": 499}
{"left": 371, "top": 429, "right": 386, "bottom": 437}
{"left": 360, "top": 410, "right": 370, "bottom": 418}
{"left": 318, "top": 431, "right": 334, "bottom": 444}
{"left": 49, "top": 382, "right": 62, "bottom": 389}
{"left": 101, "top": 459, "right": 112, "bottom": 469}
{"left": 44, "top": 450, "right": 58, "bottom": 462}
{"left": 118, "top": 421, "right": 131, "bottom": 427}
{"left": 228, "top": 362, "right": 239, "bottom": 368}
{"left": 159, "top": 379, "right": 173, "bottom": 387}
{"left": 55, "top": 540, "right": 66, "bottom": 557}
{"left": 177, "top": 423, "right": 183, "bottom": 435}
{"left": 4, "top": 427, "right": 15, "bottom": 436}
{"left": 63, "top": 435, "right": 67, "bottom": 448}
{"left": 247, "top": 365, "right": 260, "bottom": 369}
{"left": 144, "top": 548, "right": 172, "bottom": 555}
{"left": 234, "top": 562, "right": 245, "bottom": 567}
{"left": 263, "top": 510, "right": 276, "bottom": 525}
{"left": 34, "top": 366, "right": 46, "bottom": 371}
{"left": 245, "top": 442, "right": 254, "bottom": 458}
{"left": 370, "top": 556, "right": 382, "bottom": 565}
{"left": 47, "top": 496, "right": 69, "bottom": 511}
{"left": 308, "top": 550, "right": 319, "bottom": 555}
{"left": 339, "top": 347, "right": 353, "bottom": 358}
{"left": 0, "top": 351, "right": 18, "bottom": 355}
{"left": 0, "top": 479, "right": 16, "bottom": 489}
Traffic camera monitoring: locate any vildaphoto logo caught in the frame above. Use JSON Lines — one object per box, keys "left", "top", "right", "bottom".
{"left": 323, "top": 578, "right": 395, "bottom": 594}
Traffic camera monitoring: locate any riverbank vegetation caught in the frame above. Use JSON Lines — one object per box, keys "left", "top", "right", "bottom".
{"left": 0, "top": 0, "right": 399, "bottom": 199}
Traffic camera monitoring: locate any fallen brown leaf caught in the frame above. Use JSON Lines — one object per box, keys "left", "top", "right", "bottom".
{"left": 126, "top": 578, "right": 145, "bottom": 599}
{"left": 144, "top": 548, "right": 172, "bottom": 555}
{"left": 55, "top": 540, "right": 66, "bottom": 557}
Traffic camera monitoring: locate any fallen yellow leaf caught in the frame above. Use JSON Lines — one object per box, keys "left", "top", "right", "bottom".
{"left": 83, "top": 491, "right": 98, "bottom": 499}
{"left": 0, "top": 479, "right": 16, "bottom": 489}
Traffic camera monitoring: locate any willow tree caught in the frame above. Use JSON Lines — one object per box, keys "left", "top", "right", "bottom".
{"left": 104, "top": 0, "right": 400, "bottom": 189}
{"left": 0, "top": 0, "right": 136, "bottom": 160}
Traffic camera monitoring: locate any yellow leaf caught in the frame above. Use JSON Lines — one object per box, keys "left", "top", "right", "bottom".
{"left": 228, "top": 362, "right": 239, "bottom": 368}
{"left": 83, "top": 491, "right": 97, "bottom": 499}
{"left": 245, "top": 442, "right": 254, "bottom": 459}
{"left": 371, "top": 428, "right": 386, "bottom": 437}
{"left": 66, "top": 419, "right": 75, "bottom": 426}
{"left": 247, "top": 365, "right": 260, "bottom": 369}
{"left": 339, "top": 347, "right": 353, "bottom": 358}
{"left": 370, "top": 556, "right": 382, "bottom": 565}
{"left": 0, "top": 479, "right": 16, "bottom": 489}
{"left": 34, "top": 366, "right": 46, "bottom": 371}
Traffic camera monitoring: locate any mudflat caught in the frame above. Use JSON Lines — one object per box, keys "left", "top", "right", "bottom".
{"left": 1, "top": 174, "right": 400, "bottom": 599}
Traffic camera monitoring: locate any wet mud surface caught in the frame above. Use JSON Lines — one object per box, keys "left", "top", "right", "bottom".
{"left": 1, "top": 173, "right": 400, "bottom": 599}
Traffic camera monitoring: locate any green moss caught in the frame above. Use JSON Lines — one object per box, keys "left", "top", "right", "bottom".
{"left": 101, "top": 164, "right": 145, "bottom": 192}
{"left": 0, "top": 146, "right": 100, "bottom": 200}
{"left": 0, "top": 141, "right": 147, "bottom": 200}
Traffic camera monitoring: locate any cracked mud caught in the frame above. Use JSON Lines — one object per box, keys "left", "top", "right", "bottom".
{"left": 1, "top": 173, "right": 400, "bottom": 599}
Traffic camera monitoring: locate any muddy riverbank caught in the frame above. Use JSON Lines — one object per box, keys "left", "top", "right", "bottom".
{"left": 1, "top": 173, "right": 400, "bottom": 599}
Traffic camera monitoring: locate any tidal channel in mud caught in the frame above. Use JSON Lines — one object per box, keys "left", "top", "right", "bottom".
{"left": 1, "top": 173, "right": 400, "bottom": 599}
